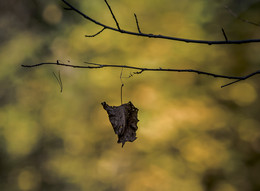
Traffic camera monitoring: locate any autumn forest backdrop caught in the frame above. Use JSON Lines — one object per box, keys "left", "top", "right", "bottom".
{"left": 0, "top": 0, "right": 260, "bottom": 190}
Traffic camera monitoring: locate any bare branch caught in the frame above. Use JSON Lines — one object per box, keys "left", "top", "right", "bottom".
{"left": 104, "top": 0, "right": 121, "bottom": 31}
{"left": 61, "top": 0, "right": 260, "bottom": 45}
{"left": 134, "top": 13, "right": 141, "bottom": 33}
{"left": 21, "top": 61, "right": 260, "bottom": 87}
{"left": 85, "top": 27, "right": 106, "bottom": 37}
{"left": 225, "top": 5, "right": 260, "bottom": 27}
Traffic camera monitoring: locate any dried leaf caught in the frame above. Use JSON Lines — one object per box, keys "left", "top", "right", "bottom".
{"left": 101, "top": 101, "right": 139, "bottom": 147}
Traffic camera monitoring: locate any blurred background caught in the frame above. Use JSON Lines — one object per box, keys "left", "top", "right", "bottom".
{"left": 0, "top": 0, "right": 260, "bottom": 190}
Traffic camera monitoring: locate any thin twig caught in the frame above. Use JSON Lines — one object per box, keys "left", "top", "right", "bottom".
{"left": 134, "top": 13, "right": 141, "bottom": 33}
{"left": 120, "top": 68, "right": 124, "bottom": 104}
{"left": 85, "top": 27, "right": 106, "bottom": 37}
{"left": 221, "top": 28, "right": 228, "bottom": 42}
{"left": 61, "top": 0, "right": 260, "bottom": 45}
{"left": 64, "top": 7, "right": 73, "bottom": 10}
{"left": 21, "top": 61, "right": 260, "bottom": 87}
{"left": 221, "top": 70, "right": 260, "bottom": 88}
{"left": 221, "top": 79, "right": 242, "bottom": 88}
{"left": 53, "top": 70, "right": 63, "bottom": 92}
{"left": 104, "top": 0, "right": 121, "bottom": 31}
{"left": 225, "top": 5, "right": 260, "bottom": 27}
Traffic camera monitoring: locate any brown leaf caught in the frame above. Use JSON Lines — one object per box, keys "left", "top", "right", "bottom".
{"left": 101, "top": 101, "right": 139, "bottom": 147}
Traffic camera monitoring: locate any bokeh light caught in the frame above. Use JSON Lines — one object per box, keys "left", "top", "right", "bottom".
{"left": 1, "top": 0, "right": 260, "bottom": 190}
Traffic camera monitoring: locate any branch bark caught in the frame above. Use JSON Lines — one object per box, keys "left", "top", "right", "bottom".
{"left": 21, "top": 61, "right": 260, "bottom": 88}
{"left": 61, "top": 0, "right": 260, "bottom": 45}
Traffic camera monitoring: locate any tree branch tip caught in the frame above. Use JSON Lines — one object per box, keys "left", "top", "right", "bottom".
{"left": 221, "top": 79, "right": 243, "bottom": 88}
{"left": 221, "top": 83, "right": 232, "bottom": 88}
{"left": 64, "top": 7, "right": 73, "bottom": 10}
{"left": 21, "top": 64, "right": 30, "bottom": 68}
{"left": 85, "top": 35, "right": 95, "bottom": 38}
{"left": 134, "top": 13, "right": 142, "bottom": 33}
{"left": 104, "top": 0, "right": 121, "bottom": 31}
{"left": 85, "top": 27, "right": 106, "bottom": 37}
{"left": 221, "top": 28, "right": 229, "bottom": 42}
{"left": 133, "top": 70, "right": 144, "bottom": 75}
